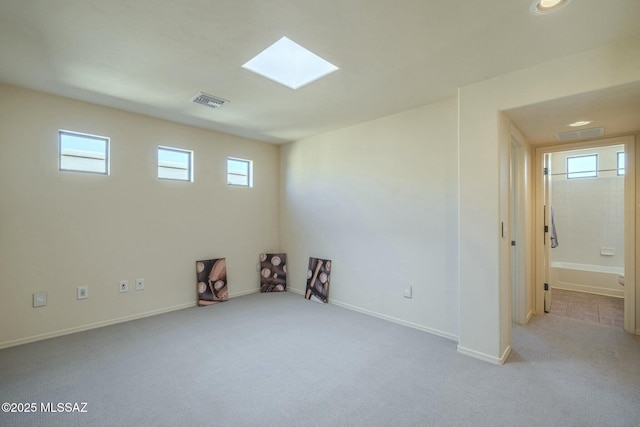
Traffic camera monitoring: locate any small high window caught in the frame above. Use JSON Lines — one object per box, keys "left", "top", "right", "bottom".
{"left": 59, "top": 130, "right": 109, "bottom": 175}
{"left": 617, "top": 151, "right": 625, "bottom": 176}
{"left": 227, "top": 157, "right": 253, "bottom": 187}
{"left": 158, "top": 146, "right": 193, "bottom": 182}
{"left": 566, "top": 154, "right": 597, "bottom": 179}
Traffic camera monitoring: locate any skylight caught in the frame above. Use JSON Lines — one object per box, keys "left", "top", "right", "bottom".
{"left": 242, "top": 37, "right": 338, "bottom": 90}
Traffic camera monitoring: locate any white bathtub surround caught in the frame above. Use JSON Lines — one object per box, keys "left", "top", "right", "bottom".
{"left": 550, "top": 146, "right": 625, "bottom": 269}
{"left": 550, "top": 262, "right": 624, "bottom": 298}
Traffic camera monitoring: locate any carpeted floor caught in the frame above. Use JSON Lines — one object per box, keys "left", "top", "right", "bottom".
{"left": 1, "top": 291, "right": 639, "bottom": 427}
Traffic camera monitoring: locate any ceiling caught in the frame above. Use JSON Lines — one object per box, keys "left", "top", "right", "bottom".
{"left": 504, "top": 81, "right": 640, "bottom": 145}
{"left": 1, "top": 0, "right": 639, "bottom": 144}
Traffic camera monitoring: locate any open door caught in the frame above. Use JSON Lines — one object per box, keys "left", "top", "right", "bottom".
{"left": 510, "top": 135, "right": 529, "bottom": 324}
{"left": 510, "top": 140, "right": 519, "bottom": 321}
{"left": 543, "top": 153, "right": 552, "bottom": 313}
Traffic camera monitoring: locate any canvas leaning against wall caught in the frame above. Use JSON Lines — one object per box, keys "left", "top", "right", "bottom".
{"left": 305, "top": 257, "right": 331, "bottom": 304}
{"left": 260, "top": 253, "right": 287, "bottom": 292}
{"left": 196, "top": 258, "right": 229, "bottom": 306}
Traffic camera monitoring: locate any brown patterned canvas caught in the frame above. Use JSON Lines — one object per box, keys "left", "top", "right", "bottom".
{"left": 259, "top": 253, "right": 287, "bottom": 292}
{"left": 305, "top": 257, "right": 331, "bottom": 304}
{"left": 196, "top": 258, "right": 229, "bottom": 306}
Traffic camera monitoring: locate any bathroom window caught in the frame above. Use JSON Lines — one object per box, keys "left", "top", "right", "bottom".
{"left": 158, "top": 146, "right": 193, "bottom": 182}
{"left": 617, "top": 151, "right": 625, "bottom": 176}
{"left": 566, "top": 154, "right": 598, "bottom": 179}
{"left": 227, "top": 157, "right": 253, "bottom": 187}
{"left": 59, "top": 130, "right": 109, "bottom": 175}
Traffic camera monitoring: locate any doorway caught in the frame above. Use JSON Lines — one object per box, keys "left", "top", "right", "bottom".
{"left": 535, "top": 135, "right": 636, "bottom": 332}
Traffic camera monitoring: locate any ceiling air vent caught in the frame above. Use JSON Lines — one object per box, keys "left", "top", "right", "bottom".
{"left": 190, "top": 92, "right": 229, "bottom": 109}
{"left": 555, "top": 127, "right": 604, "bottom": 142}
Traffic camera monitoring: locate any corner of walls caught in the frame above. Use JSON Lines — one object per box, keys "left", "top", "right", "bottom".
{"left": 457, "top": 343, "right": 512, "bottom": 365}
{"left": 279, "top": 98, "right": 460, "bottom": 340}
{"left": 498, "top": 112, "right": 513, "bottom": 357}
{"left": 458, "top": 79, "right": 503, "bottom": 360}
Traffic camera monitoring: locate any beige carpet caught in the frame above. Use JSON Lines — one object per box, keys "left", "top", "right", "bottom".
{"left": 1, "top": 291, "right": 639, "bottom": 426}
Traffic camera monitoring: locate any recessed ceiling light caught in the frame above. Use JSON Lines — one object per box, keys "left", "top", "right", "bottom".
{"left": 530, "top": 0, "right": 572, "bottom": 15}
{"left": 568, "top": 120, "right": 593, "bottom": 127}
{"left": 242, "top": 36, "right": 339, "bottom": 90}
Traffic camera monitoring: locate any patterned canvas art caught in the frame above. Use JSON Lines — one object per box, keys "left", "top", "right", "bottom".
{"left": 259, "top": 253, "right": 287, "bottom": 293}
{"left": 196, "top": 258, "right": 229, "bottom": 306}
{"left": 305, "top": 257, "right": 331, "bottom": 304}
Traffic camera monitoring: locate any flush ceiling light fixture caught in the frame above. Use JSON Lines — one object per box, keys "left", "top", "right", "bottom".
{"left": 568, "top": 120, "right": 593, "bottom": 127}
{"left": 242, "top": 36, "right": 339, "bottom": 90}
{"left": 530, "top": 0, "right": 572, "bottom": 15}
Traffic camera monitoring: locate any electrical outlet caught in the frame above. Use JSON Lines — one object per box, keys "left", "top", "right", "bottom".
{"left": 33, "top": 291, "right": 47, "bottom": 307}
{"left": 403, "top": 286, "right": 412, "bottom": 299}
{"left": 77, "top": 286, "right": 89, "bottom": 300}
{"left": 119, "top": 280, "right": 129, "bottom": 293}
{"left": 135, "top": 278, "right": 145, "bottom": 291}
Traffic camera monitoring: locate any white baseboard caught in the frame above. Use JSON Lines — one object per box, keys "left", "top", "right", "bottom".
{"left": 526, "top": 309, "right": 535, "bottom": 322}
{"left": 287, "top": 287, "right": 458, "bottom": 342}
{"left": 330, "top": 299, "right": 458, "bottom": 342}
{"left": 0, "top": 301, "right": 196, "bottom": 350}
{"left": 230, "top": 288, "right": 260, "bottom": 298}
{"left": 0, "top": 288, "right": 279, "bottom": 349}
{"left": 500, "top": 345, "right": 512, "bottom": 365}
{"left": 457, "top": 344, "right": 512, "bottom": 365}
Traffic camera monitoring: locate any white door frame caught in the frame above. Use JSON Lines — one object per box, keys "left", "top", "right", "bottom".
{"left": 510, "top": 134, "right": 528, "bottom": 324}
{"left": 534, "top": 135, "right": 636, "bottom": 333}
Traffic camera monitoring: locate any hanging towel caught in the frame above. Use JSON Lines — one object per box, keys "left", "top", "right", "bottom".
{"left": 550, "top": 206, "right": 559, "bottom": 248}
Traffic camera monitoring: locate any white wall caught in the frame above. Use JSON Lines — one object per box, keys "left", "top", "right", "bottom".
{"left": 280, "top": 98, "right": 459, "bottom": 339}
{"left": 0, "top": 84, "right": 280, "bottom": 348}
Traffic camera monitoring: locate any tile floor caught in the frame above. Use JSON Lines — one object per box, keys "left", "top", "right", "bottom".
{"left": 548, "top": 288, "right": 624, "bottom": 328}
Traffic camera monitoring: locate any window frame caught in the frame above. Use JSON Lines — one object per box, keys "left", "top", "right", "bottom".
{"left": 227, "top": 157, "right": 253, "bottom": 188}
{"left": 157, "top": 146, "right": 194, "bottom": 182}
{"left": 617, "top": 151, "right": 625, "bottom": 176}
{"left": 566, "top": 153, "right": 598, "bottom": 180}
{"left": 58, "top": 130, "right": 110, "bottom": 175}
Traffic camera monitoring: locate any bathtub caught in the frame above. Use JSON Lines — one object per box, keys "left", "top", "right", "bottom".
{"left": 550, "top": 262, "right": 624, "bottom": 298}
